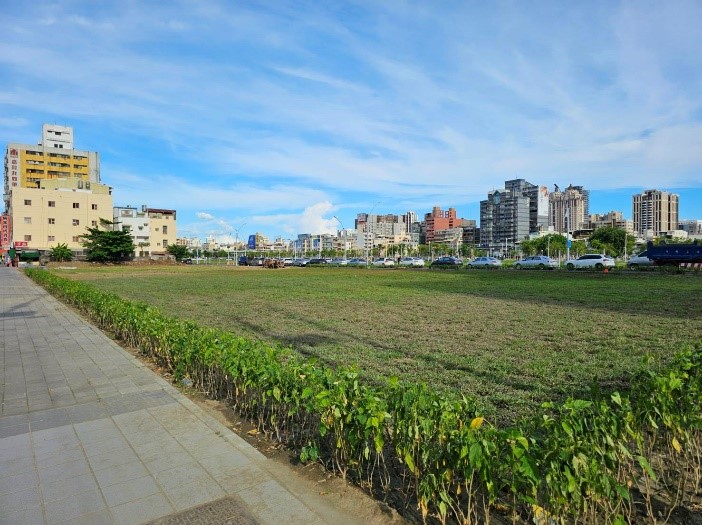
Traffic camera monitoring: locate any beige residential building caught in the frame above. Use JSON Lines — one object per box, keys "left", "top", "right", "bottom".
{"left": 632, "top": 189, "right": 679, "bottom": 237}
{"left": 113, "top": 206, "right": 177, "bottom": 257}
{"left": 4, "top": 124, "right": 105, "bottom": 253}
{"left": 588, "top": 211, "right": 635, "bottom": 235}
{"left": 9, "top": 179, "right": 113, "bottom": 251}
{"left": 147, "top": 208, "right": 177, "bottom": 256}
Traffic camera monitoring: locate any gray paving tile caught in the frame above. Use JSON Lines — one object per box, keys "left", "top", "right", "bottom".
{"left": 0, "top": 470, "right": 38, "bottom": 497}
{"left": 80, "top": 435, "right": 130, "bottom": 457}
{"left": 144, "top": 450, "right": 194, "bottom": 474}
{"left": 152, "top": 462, "right": 216, "bottom": 492}
{"left": 87, "top": 447, "right": 140, "bottom": 471}
{"left": 0, "top": 484, "right": 42, "bottom": 511}
{"left": 55, "top": 508, "right": 113, "bottom": 525}
{"left": 0, "top": 505, "right": 44, "bottom": 525}
{"left": 94, "top": 460, "right": 149, "bottom": 488}
{"left": 42, "top": 472, "right": 98, "bottom": 503}
{"left": 101, "top": 474, "right": 161, "bottom": 507}
{"left": 39, "top": 458, "right": 91, "bottom": 485}
{"left": 36, "top": 445, "right": 86, "bottom": 469}
{"left": 0, "top": 432, "right": 33, "bottom": 457}
{"left": 213, "top": 463, "right": 271, "bottom": 494}
{"left": 0, "top": 454, "right": 35, "bottom": 476}
{"left": 110, "top": 492, "right": 173, "bottom": 525}
{"left": 44, "top": 485, "right": 106, "bottom": 525}
{"left": 163, "top": 477, "right": 226, "bottom": 512}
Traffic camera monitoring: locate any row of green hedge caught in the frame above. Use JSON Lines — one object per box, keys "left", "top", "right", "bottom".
{"left": 27, "top": 269, "right": 701, "bottom": 524}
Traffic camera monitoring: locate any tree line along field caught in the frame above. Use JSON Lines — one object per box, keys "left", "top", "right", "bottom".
{"left": 62, "top": 265, "right": 702, "bottom": 424}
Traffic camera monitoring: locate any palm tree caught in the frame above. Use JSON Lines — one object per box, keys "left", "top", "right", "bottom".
{"left": 50, "top": 243, "right": 73, "bottom": 262}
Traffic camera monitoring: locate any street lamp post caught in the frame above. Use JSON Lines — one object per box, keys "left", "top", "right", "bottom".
{"left": 333, "top": 216, "right": 346, "bottom": 260}
{"left": 233, "top": 222, "right": 247, "bottom": 266}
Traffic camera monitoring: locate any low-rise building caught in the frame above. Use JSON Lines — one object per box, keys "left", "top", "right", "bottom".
{"left": 10, "top": 179, "right": 113, "bottom": 252}
{"left": 113, "top": 205, "right": 177, "bottom": 258}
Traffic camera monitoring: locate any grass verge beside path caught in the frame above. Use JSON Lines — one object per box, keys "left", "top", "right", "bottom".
{"left": 59, "top": 265, "right": 702, "bottom": 423}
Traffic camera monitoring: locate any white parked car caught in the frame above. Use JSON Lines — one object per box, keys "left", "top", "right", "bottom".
{"left": 627, "top": 251, "right": 653, "bottom": 270}
{"left": 565, "top": 254, "right": 615, "bottom": 270}
{"left": 372, "top": 257, "right": 395, "bottom": 267}
{"left": 513, "top": 255, "right": 559, "bottom": 270}
{"left": 399, "top": 257, "right": 425, "bottom": 267}
{"left": 467, "top": 256, "right": 501, "bottom": 269}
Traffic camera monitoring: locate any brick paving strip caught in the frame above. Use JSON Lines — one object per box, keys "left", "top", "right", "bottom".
{"left": 0, "top": 268, "right": 364, "bottom": 525}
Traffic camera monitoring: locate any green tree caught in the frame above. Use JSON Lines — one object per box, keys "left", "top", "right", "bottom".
{"left": 166, "top": 244, "right": 190, "bottom": 261}
{"left": 82, "top": 219, "right": 135, "bottom": 263}
{"left": 589, "top": 226, "right": 634, "bottom": 257}
{"left": 50, "top": 243, "right": 73, "bottom": 262}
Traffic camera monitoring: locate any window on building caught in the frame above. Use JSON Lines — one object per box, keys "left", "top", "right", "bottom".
{"left": 72, "top": 219, "right": 80, "bottom": 226}
{"left": 73, "top": 203, "right": 79, "bottom": 209}
{"left": 24, "top": 199, "right": 32, "bottom": 205}
{"left": 163, "top": 239, "right": 168, "bottom": 248}
{"left": 72, "top": 236, "right": 81, "bottom": 242}
{"left": 91, "top": 220, "right": 97, "bottom": 227}
{"left": 48, "top": 201, "right": 56, "bottom": 207}
{"left": 24, "top": 235, "right": 32, "bottom": 242}
{"left": 48, "top": 235, "right": 55, "bottom": 242}
{"left": 162, "top": 226, "right": 168, "bottom": 234}
{"left": 48, "top": 218, "right": 55, "bottom": 225}
{"left": 24, "top": 217, "right": 31, "bottom": 224}
{"left": 91, "top": 204, "right": 97, "bottom": 210}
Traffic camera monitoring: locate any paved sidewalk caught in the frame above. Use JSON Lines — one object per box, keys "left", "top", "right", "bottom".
{"left": 0, "top": 268, "right": 363, "bottom": 525}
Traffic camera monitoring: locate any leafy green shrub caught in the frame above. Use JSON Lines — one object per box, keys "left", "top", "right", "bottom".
{"left": 26, "top": 269, "right": 701, "bottom": 524}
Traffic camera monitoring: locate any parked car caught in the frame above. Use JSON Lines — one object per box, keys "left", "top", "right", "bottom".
{"left": 331, "top": 258, "right": 349, "bottom": 266}
{"left": 372, "top": 257, "right": 395, "bottom": 267}
{"left": 308, "top": 258, "right": 327, "bottom": 265}
{"left": 513, "top": 255, "right": 559, "bottom": 270}
{"left": 627, "top": 251, "right": 654, "bottom": 270}
{"left": 181, "top": 258, "right": 193, "bottom": 264}
{"left": 292, "top": 258, "right": 309, "bottom": 267}
{"left": 565, "top": 254, "right": 615, "bottom": 270}
{"left": 282, "top": 258, "right": 294, "bottom": 266}
{"left": 467, "top": 256, "right": 501, "bottom": 269}
{"left": 400, "top": 257, "right": 425, "bottom": 267}
{"left": 430, "top": 256, "right": 462, "bottom": 268}
{"left": 347, "top": 258, "right": 367, "bottom": 266}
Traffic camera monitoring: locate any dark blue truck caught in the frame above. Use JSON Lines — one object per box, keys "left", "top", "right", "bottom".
{"left": 646, "top": 240, "right": 702, "bottom": 269}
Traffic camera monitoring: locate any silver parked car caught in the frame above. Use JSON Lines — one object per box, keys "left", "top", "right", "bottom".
{"left": 627, "top": 251, "right": 653, "bottom": 270}
{"left": 467, "top": 256, "right": 501, "bottom": 269}
{"left": 399, "top": 257, "right": 425, "bottom": 267}
{"left": 372, "top": 257, "right": 395, "bottom": 267}
{"left": 565, "top": 254, "right": 615, "bottom": 270}
{"left": 513, "top": 255, "right": 559, "bottom": 270}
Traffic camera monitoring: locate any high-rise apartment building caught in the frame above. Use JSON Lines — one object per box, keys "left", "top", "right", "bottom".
{"left": 632, "top": 190, "right": 679, "bottom": 237}
{"left": 4, "top": 125, "right": 110, "bottom": 253}
{"left": 480, "top": 179, "right": 547, "bottom": 251}
{"left": 549, "top": 184, "right": 587, "bottom": 234}
{"left": 423, "top": 207, "right": 464, "bottom": 243}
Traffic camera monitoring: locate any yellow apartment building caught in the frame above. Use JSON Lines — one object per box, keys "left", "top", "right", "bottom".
{"left": 4, "top": 124, "right": 100, "bottom": 195}
{"left": 10, "top": 179, "right": 113, "bottom": 252}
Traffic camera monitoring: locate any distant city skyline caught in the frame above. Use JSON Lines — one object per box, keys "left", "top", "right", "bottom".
{"left": 2, "top": 2, "right": 701, "bottom": 241}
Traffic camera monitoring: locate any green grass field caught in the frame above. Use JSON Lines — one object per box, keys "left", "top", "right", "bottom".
{"left": 60, "top": 265, "right": 702, "bottom": 423}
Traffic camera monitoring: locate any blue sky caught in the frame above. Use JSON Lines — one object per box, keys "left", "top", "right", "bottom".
{"left": 1, "top": 1, "right": 701, "bottom": 242}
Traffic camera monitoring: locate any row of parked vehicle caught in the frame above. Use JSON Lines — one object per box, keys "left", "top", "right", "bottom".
{"left": 237, "top": 253, "right": 625, "bottom": 270}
